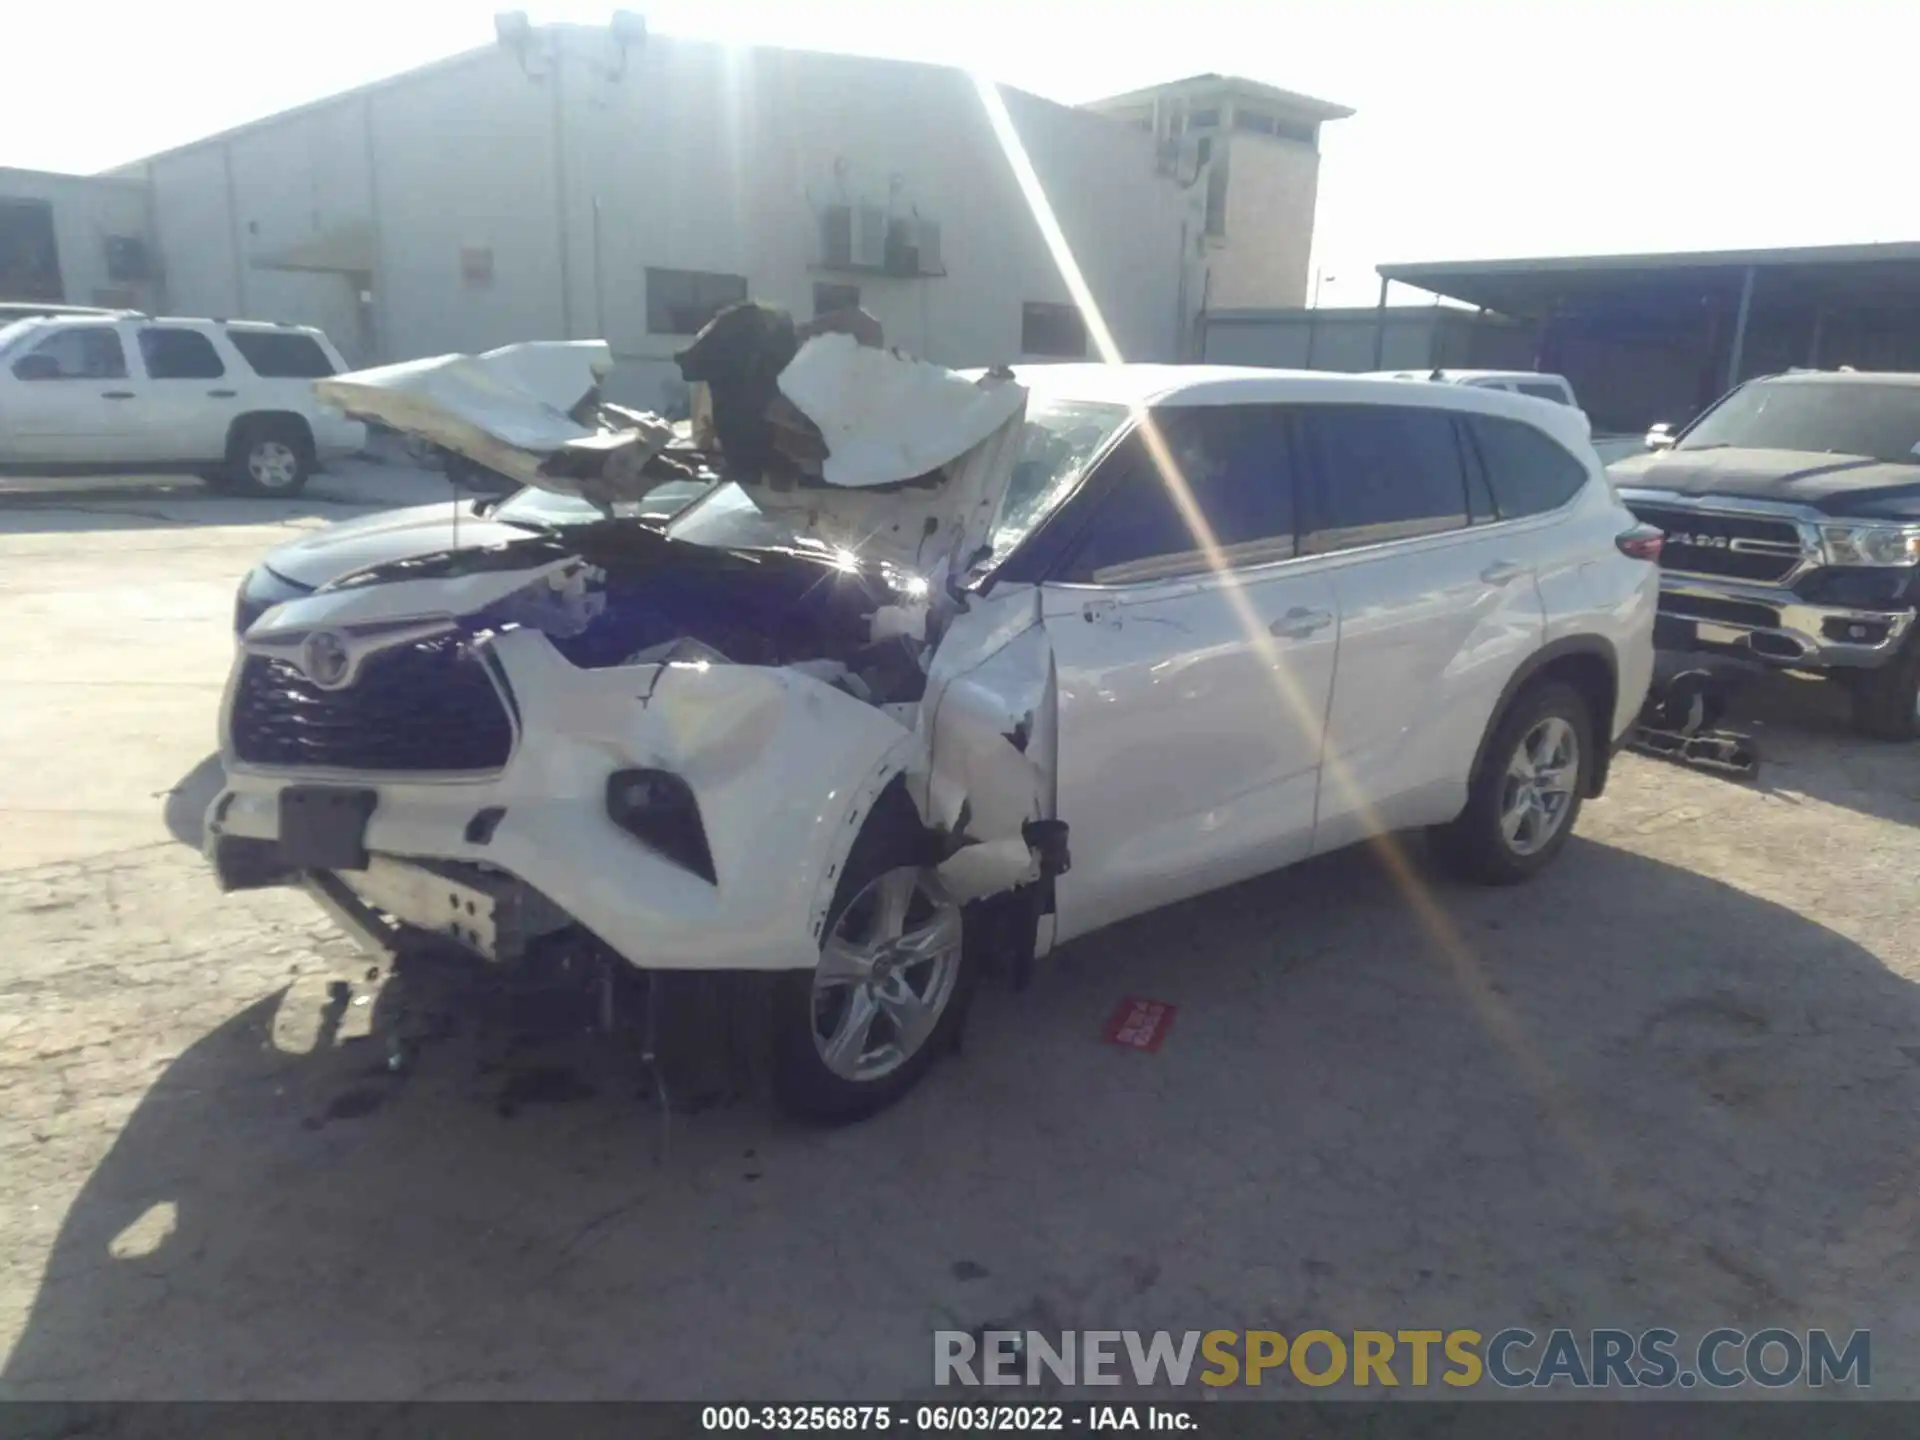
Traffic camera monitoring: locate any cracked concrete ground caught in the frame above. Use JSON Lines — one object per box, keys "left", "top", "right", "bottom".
{"left": 3, "top": 468, "right": 1920, "bottom": 1401}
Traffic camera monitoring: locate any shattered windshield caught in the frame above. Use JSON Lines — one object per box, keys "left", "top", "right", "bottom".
{"left": 1679, "top": 379, "right": 1920, "bottom": 464}
{"left": 661, "top": 397, "right": 1130, "bottom": 570}
{"left": 984, "top": 399, "right": 1131, "bottom": 565}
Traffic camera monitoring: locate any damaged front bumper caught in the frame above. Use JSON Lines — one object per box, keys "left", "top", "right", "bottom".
{"left": 207, "top": 609, "right": 1061, "bottom": 972}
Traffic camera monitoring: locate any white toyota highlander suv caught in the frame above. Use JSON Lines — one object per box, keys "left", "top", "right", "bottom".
{"left": 0, "top": 313, "right": 366, "bottom": 495}
{"left": 205, "top": 349, "right": 1658, "bottom": 1121}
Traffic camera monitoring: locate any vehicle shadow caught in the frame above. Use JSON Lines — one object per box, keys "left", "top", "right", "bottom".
{"left": 1713, "top": 670, "right": 1920, "bottom": 830}
{"left": 5, "top": 837, "right": 1918, "bottom": 1399}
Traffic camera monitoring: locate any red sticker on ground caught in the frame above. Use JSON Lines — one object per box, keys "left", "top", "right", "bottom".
{"left": 1103, "top": 997, "right": 1177, "bottom": 1053}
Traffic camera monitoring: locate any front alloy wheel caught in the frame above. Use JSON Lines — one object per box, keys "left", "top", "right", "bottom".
{"left": 811, "top": 867, "right": 962, "bottom": 1084}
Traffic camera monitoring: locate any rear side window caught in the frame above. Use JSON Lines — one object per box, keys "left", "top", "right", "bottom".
{"left": 226, "top": 329, "right": 336, "bottom": 378}
{"left": 1516, "top": 380, "right": 1570, "bottom": 404}
{"left": 1465, "top": 414, "right": 1589, "bottom": 519}
{"left": 1298, "top": 404, "right": 1469, "bottom": 555}
{"left": 1061, "top": 406, "right": 1296, "bottom": 584}
{"left": 138, "top": 327, "right": 225, "bottom": 379}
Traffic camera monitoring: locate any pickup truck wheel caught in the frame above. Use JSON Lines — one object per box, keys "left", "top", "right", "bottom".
{"left": 1849, "top": 639, "right": 1920, "bottom": 742}
{"left": 772, "top": 813, "right": 973, "bottom": 1124}
{"left": 214, "top": 420, "right": 314, "bottom": 497}
{"left": 1433, "top": 680, "right": 1592, "bottom": 885}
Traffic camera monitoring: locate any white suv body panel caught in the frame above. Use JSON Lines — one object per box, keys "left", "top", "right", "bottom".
{"left": 204, "top": 365, "right": 1656, "bottom": 973}
{"left": 0, "top": 315, "right": 365, "bottom": 469}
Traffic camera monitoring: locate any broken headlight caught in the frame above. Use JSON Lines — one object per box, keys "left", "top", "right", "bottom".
{"left": 1820, "top": 522, "right": 1920, "bottom": 568}
{"left": 234, "top": 565, "right": 313, "bottom": 636}
{"left": 605, "top": 768, "right": 717, "bottom": 884}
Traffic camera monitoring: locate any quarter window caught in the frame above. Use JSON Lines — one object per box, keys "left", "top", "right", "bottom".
{"left": 15, "top": 326, "right": 126, "bottom": 380}
{"left": 1061, "top": 406, "right": 1296, "bottom": 584}
{"left": 138, "top": 327, "right": 226, "bottom": 380}
{"left": 1465, "top": 414, "right": 1589, "bottom": 519}
{"left": 1516, "top": 380, "right": 1571, "bottom": 404}
{"left": 1298, "top": 404, "right": 1470, "bottom": 554}
{"left": 226, "top": 329, "right": 336, "bottom": 378}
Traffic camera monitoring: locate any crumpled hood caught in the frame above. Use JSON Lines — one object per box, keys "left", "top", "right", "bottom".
{"left": 260, "top": 501, "right": 535, "bottom": 589}
{"left": 1609, "top": 447, "right": 1920, "bottom": 518}
{"left": 311, "top": 329, "right": 1030, "bottom": 576}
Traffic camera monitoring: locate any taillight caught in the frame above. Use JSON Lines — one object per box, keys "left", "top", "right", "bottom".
{"left": 1616, "top": 523, "right": 1664, "bottom": 562}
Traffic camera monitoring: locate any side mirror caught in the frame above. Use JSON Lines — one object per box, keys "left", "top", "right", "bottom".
{"left": 12, "top": 352, "right": 59, "bottom": 381}
{"left": 1644, "top": 422, "right": 1677, "bottom": 452}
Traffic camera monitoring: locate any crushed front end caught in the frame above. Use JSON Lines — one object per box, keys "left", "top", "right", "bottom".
{"left": 208, "top": 313, "right": 1066, "bottom": 981}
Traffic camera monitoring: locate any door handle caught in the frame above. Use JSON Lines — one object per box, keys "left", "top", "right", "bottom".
{"left": 1481, "top": 560, "right": 1525, "bottom": 586}
{"left": 208, "top": 388, "right": 238, "bottom": 398}
{"left": 102, "top": 391, "right": 135, "bottom": 400}
{"left": 1270, "top": 606, "right": 1332, "bottom": 639}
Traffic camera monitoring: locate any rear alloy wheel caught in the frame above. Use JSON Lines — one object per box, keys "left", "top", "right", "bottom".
{"left": 1433, "top": 680, "right": 1592, "bottom": 885}
{"left": 1499, "top": 716, "right": 1581, "bottom": 857}
{"left": 773, "top": 836, "right": 972, "bottom": 1123}
{"left": 212, "top": 420, "right": 314, "bottom": 497}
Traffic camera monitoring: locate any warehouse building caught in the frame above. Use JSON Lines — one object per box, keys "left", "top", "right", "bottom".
{"left": 0, "top": 22, "right": 1347, "bottom": 409}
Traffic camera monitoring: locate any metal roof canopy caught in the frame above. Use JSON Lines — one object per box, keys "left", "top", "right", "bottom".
{"left": 1377, "top": 241, "right": 1920, "bottom": 323}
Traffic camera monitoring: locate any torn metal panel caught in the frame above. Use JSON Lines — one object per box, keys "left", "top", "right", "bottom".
{"left": 911, "top": 585, "right": 1059, "bottom": 903}
{"left": 776, "top": 334, "right": 1026, "bottom": 488}
{"left": 316, "top": 341, "right": 614, "bottom": 491}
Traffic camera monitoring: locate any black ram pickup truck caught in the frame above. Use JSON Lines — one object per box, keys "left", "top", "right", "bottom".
{"left": 1609, "top": 369, "right": 1920, "bottom": 740}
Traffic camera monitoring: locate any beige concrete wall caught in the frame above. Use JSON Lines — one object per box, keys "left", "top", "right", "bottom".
{"left": 1210, "top": 137, "right": 1321, "bottom": 310}
{"left": 0, "top": 168, "right": 156, "bottom": 309}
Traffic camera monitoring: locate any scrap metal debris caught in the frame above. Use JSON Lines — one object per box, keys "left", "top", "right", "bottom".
{"left": 1627, "top": 669, "right": 1761, "bottom": 779}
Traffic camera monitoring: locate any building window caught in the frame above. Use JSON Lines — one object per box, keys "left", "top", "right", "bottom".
{"left": 459, "top": 246, "right": 494, "bottom": 289}
{"left": 647, "top": 267, "right": 748, "bottom": 336}
{"left": 104, "top": 235, "right": 152, "bottom": 282}
{"left": 813, "top": 282, "right": 860, "bottom": 317}
{"left": 1021, "top": 302, "right": 1086, "bottom": 359}
{"left": 1233, "top": 109, "right": 1317, "bottom": 145}
{"left": 1204, "top": 163, "right": 1229, "bottom": 238}
{"left": 1186, "top": 107, "right": 1220, "bottom": 129}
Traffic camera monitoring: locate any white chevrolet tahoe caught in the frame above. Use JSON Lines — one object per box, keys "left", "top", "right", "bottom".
{"left": 0, "top": 313, "right": 366, "bottom": 495}
{"left": 206, "top": 338, "right": 1659, "bottom": 1122}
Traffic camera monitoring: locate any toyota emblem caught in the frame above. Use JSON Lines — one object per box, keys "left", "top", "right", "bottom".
{"left": 300, "top": 631, "right": 354, "bottom": 689}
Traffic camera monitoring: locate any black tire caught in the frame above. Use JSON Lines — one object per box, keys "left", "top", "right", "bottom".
{"left": 1848, "top": 637, "right": 1920, "bottom": 742}
{"left": 771, "top": 795, "right": 974, "bottom": 1124}
{"left": 1432, "top": 680, "right": 1594, "bottom": 886}
{"left": 212, "top": 417, "right": 315, "bottom": 497}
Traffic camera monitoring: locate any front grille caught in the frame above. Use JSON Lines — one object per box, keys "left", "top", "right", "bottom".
{"left": 231, "top": 633, "right": 514, "bottom": 772}
{"left": 1624, "top": 501, "right": 1806, "bottom": 583}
